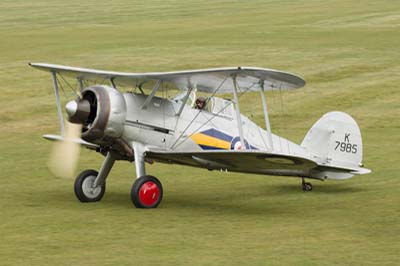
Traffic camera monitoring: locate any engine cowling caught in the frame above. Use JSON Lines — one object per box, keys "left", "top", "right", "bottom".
{"left": 65, "top": 85, "right": 126, "bottom": 143}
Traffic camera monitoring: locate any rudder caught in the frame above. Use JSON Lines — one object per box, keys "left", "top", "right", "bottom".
{"left": 301, "top": 111, "right": 363, "bottom": 172}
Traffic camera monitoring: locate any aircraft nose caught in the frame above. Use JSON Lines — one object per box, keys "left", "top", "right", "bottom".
{"left": 65, "top": 99, "right": 90, "bottom": 124}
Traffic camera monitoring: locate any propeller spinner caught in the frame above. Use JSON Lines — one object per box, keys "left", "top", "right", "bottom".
{"left": 65, "top": 99, "right": 91, "bottom": 124}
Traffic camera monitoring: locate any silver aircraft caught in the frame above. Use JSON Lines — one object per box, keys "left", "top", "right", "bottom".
{"left": 30, "top": 63, "right": 371, "bottom": 208}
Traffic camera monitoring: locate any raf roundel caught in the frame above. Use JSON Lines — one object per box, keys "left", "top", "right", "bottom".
{"left": 230, "top": 136, "right": 252, "bottom": 150}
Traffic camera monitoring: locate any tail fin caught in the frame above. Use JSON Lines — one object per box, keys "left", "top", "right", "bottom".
{"left": 301, "top": 112, "right": 370, "bottom": 179}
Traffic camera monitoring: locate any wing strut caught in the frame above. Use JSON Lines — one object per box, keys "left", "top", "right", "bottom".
{"left": 232, "top": 75, "right": 246, "bottom": 150}
{"left": 176, "top": 87, "right": 193, "bottom": 117}
{"left": 51, "top": 71, "right": 65, "bottom": 135}
{"left": 260, "top": 81, "right": 274, "bottom": 151}
{"left": 78, "top": 78, "right": 84, "bottom": 92}
{"left": 109, "top": 77, "right": 117, "bottom": 89}
{"left": 141, "top": 80, "right": 162, "bottom": 109}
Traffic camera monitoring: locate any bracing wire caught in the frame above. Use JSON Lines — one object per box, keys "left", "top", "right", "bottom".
{"left": 162, "top": 83, "right": 167, "bottom": 146}
{"left": 279, "top": 83, "right": 284, "bottom": 113}
{"left": 198, "top": 80, "right": 257, "bottom": 127}
{"left": 58, "top": 73, "right": 79, "bottom": 97}
{"left": 171, "top": 82, "right": 254, "bottom": 150}
{"left": 169, "top": 75, "right": 230, "bottom": 149}
{"left": 56, "top": 75, "right": 69, "bottom": 99}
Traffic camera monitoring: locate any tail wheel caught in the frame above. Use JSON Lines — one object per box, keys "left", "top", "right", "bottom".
{"left": 301, "top": 179, "right": 313, "bottom": 192}
{"left": 74, "top": 169, "right": 106, "bottom": 202}
{"left": 131, "top": 175, "right": 163, "bottom": 208}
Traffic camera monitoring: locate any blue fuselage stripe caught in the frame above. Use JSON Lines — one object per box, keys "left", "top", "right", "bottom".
{"left": 201, "top": 128, "right": 233, "bottom": 142}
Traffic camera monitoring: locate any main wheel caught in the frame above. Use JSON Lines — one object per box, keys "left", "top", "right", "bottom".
{"left": 131, "top": 175, "right": 163, "bottom": 208}
{"left": 74, "top": 169, "right": 106, "bottom": 202}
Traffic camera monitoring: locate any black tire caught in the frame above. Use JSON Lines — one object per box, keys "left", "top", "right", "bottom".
{"left": 74, "top": 169, "right": 106, "bottom": 202}
{"left": 131, "top": 175, "right": 163, "bottom": 208}
{"left": 302, "top": 182, "right": 313, "bottom": 192}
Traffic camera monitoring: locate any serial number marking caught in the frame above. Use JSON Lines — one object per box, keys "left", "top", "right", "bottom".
{"left": 334, "top": 133, "right": 357, "bottom": 154}
{"left": 335, "top": 141, "right": 357, "bottom": 154}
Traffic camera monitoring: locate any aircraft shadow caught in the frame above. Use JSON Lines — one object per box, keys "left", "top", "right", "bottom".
{"left": 272, "top": 183, "right": 365, "bottom": 195}
{"left": 43, "top": 182, "right": 365, "bottom": 216}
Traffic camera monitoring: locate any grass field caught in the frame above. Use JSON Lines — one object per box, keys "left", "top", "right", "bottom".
{"left": 1, "top": 1, "right": 399, "bottom": 265}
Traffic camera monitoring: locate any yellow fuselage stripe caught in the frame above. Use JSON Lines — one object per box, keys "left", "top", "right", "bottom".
{"left": 191, "top": 133, "right": 230, "bottom": 149}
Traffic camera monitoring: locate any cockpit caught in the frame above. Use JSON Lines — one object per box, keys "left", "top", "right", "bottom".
{"left": 179, "top": 90, "right": 235, "bottom": 119}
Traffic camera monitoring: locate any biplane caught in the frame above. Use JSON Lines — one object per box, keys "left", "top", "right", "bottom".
{"left": 30, "top": 63, "right": 371, "bottom": 208}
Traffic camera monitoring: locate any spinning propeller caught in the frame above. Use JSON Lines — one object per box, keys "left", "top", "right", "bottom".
{"left": 48, "top": 121, "right": 82, "bottom": 178}
{"left": 48, "top": 98, "right": 90, "bottom": 178}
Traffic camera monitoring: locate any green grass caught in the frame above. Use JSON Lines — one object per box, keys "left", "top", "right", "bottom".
{"left": 1, "top": 1, "right": 399, "bottom": 265}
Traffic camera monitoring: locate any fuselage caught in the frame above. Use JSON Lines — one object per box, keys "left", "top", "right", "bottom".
{"left": 121, "top": 92, "right": 309, "bottom": 159}
{"left": 65, "top": 85, "right": 320, "bottom": 178}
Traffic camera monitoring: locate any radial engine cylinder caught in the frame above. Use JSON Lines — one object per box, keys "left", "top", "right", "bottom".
{"left": 65, "top": 85, "right": 127, "bottom": 143}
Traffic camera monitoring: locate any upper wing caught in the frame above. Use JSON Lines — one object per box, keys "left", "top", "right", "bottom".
{"left": 145, "top": 149, "right": 317, "bottom": 178}
{"left": 29, "top": 63, "right": 305, "bottom": 93}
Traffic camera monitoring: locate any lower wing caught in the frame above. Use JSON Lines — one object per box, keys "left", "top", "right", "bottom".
{"left": 145, "top": 150, "right": 318, "bottom": 178}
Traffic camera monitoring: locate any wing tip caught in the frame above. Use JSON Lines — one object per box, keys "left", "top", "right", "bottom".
{"left": 28, "top": 62, "right": 42, "bottom": 68}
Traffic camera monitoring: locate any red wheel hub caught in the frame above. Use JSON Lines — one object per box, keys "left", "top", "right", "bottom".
{"left": 139, "top": 181, "right": 160, "bottom": 206}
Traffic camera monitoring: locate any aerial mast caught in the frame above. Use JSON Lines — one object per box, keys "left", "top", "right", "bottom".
{"left": 232, "top": 75, "right": 246, "bottom": 150}
{"left": 260, "top": 80, "right": 274, "bottom": 151}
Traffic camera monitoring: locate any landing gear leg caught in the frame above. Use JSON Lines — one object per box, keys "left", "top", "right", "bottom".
{"left": 301, "top": 178, "right": 313, "bottom": 192}
{"left": 74, "top": 151, "right": 116, "bottom": 202}
{"left": 132, "top": 142, "right": 146, "bottom": 178}
{"left": 130, "top": 142, "right": 163, "bottom": 208}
